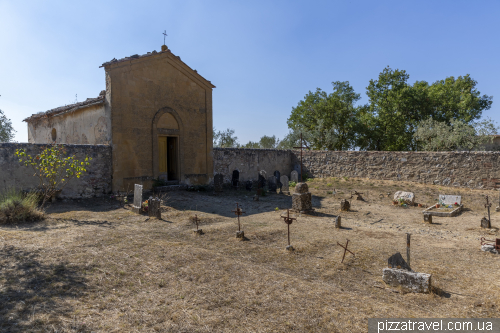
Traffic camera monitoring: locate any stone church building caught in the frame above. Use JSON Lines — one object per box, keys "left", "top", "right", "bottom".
{"left": 24, "top": 44, "right": 215, "bottom": 192}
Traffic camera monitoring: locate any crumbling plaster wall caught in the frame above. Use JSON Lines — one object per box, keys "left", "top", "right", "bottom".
{"left": 0, "top": 143, "right": 112, "bottom": 198}
{"left": 213, "top": 148, "right": 293, "bottom": 183}
{"left": 292, "top": 150, "right": 500, "bottom": 189}
{"left": 27, "top": 104, "right": 111, "bottom": 145}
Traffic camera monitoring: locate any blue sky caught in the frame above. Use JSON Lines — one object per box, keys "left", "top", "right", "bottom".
{"left": 1, "top": 0, "right": 499, "bottom": 143}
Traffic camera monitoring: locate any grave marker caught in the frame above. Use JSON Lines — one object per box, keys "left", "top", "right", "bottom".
{"left": 496, "top": 190, "right": 500, "bottom": 212}
{"left": 337, "top": 239, "right": 355, "bottom": 263}
{"left": 423, "top": 213, "right": 432, "bottom": 224}
{"left": 268, "top": 176, "right": 277, "bottom": 193}
{"left": 245, "top": 180, "right": 253, "bottom": 191}
{"left": 280, "top": 175, "right": 289, "bottom": 194}
{"left": 290, "top": 170, "right": 299, "bottom": 183}
{"left": 334, "top": 215, "right": 341, "bottom": 228}
{"left": 232, "top": 202, "right": 246, "bottom": 238}
{"left": 340, "top": 199, "right": 350, "bottom": 212}
{"left": 191, "top": 214, "right": 203, "bottom": 235}
{"left": 438, "top": 194, "right": 461, "bottom": 206}
{"left": 387, "top": 252, "right": 411, "bottom": 271}
{"left": 274, "top": 171, "right": 282, "bottom": 193}
{"left": 280, "top": 209, "right": 296, "bottom": 250}
{"left": 148, "top": 196, "right": 161, "bottom": 219}
{"left": 132, "top": 184, "right": 143, "bottom": 213}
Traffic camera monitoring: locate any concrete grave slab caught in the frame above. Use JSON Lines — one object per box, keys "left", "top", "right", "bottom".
{"left": 382, "top": 268, "right": 431, "bottom": 293}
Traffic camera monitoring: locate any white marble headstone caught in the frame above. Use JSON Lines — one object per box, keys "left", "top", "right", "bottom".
{"left": 133, "top": 184, "right": 143, "bottom": 208}
{"left": 439, "top": 194, "right": 461, "bottom": 206}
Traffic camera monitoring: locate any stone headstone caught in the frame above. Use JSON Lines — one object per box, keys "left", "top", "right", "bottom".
{"left": 334, "top": 215, "right": 341, "bottom": 228}
{"left": 231, "top": 170, "right": 239, "bottom": 188}
{"left": 214, "top": 173, "right": 224, "bottom": 192}
{"left": 280, "top": 175, "right": 289, "bottom": 193}
{"left": 382, "top": 268, "right": 431, "bottom": 293}
{"left": 438, "top": 194, "right": 461, "bottom": 206}
{"left": 258, "top": 170, "right": 266, "bottom": 189}
{"left": 340, "top": 199, "right": 350, "bottom": 212}
{"left": 292, "top": 182, "right": 312, "bottom": 212}
{"left": 245, "top": 180, "right": 253, "bottom": 191}
{"left": 481, "top": 217, "right": 491, "bottom": 229}
{"left": 268, "top": 176, "right": 277, "bottom": 193}
{"left": 393, "top": 191, "right": 415, "bottom": 205}
{"left": 423, "top": 213, "right": 432, "bottom": 224}
{"left": 290, "top": 170, "right": 299, "bottom": 183}
{"left": 274, "top": 171, "right": 282, "bottom": 192}
{"left": 388, "top": 252, "right": 411, "bottom": 271}
{"left": 148, "top": 196, "right": 161, "bottom": 219}
{"left": 133, "top": 184, "right": 143, "bottom": 213}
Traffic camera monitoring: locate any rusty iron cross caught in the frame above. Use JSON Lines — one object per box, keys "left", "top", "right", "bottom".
{"left": 485, "top": 195, "right": 492, "bottom": 223}
{"left": 337, "top": 239, "right": 355, "bottom": 263}
{"left": 232, "top": 202, "right": 245, "bottom": 231}
{"left": 281, "top": 209, "right": 296, "bottom": 246}
{"left": 293, "top": 133, "right": 309, "bottom": 183}
{"left": 192, "top": 214, "right": 201, "bottom": 230}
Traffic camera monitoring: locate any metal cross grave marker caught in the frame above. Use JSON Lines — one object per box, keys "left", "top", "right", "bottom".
{"left": 337, "top": 239, "right": 355, "bottom": 263}
{"left": 192, "top": 214, "right": 201, "bottom": 230}
{"left": 485, "top": 195, "right": 492, "bottom": 224}
{"left": 293, "top": 133, "right": 309, "bottom": 183}
{"left": 281, "top": 209, "right": 296, "bottom": 246}
{"left": 232, "top": 202, "right": 245, "bottom": 231}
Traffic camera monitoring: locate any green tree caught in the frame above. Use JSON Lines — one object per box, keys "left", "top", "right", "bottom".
{"left": 0, "top": 109, "right": 16, "bottom": 142}
{"left": 414, "top": 117, "right": 498, "bottom": 151}
{"left": 287, "top": 81, "right": 363, "bottom": 150}
{"left": 213, "top": 128, "right": 239, "bottom": 148}
{"left": 15, "top": 145, "right": 92, "bottom": 207}
{"left": 242, "top": 141, "right": 260, "bottom": 148}
{"left": 259, "top": 135, "right": 279, "bottom": 149}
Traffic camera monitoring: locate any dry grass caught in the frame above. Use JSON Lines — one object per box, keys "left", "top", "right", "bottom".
{"left": 0, "top": 178, "right": 499, "bottom": 332}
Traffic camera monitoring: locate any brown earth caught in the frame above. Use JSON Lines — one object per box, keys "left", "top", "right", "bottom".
{"left": 0, "top": 177, "right": 499, "bottom": 332}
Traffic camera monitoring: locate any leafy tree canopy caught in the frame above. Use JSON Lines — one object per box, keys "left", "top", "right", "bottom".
{"left": 0, "top": 109, "right": 16, "bottom": 142}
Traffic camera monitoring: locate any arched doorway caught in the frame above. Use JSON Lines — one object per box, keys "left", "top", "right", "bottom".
{"left": 153, "top": 109, "right": 182, "bottom": 181}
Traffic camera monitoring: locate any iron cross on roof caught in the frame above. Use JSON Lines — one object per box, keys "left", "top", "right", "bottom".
{"left": 163, "top": 30, "right": 168, "bottom": 45}
{"left": 293, "top": 133, "right": 310, "bottom": 182}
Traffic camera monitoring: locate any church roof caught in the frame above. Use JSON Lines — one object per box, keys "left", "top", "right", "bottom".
{"left": 100, "top": 47, "right": 216, "bottom": 88}
{"left": 23, "top": 91, "right": 106, "bottom": 122}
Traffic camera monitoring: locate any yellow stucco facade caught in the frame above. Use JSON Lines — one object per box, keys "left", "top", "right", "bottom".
{"left": 24, "top": 45, "right": 215, "bottom": 191}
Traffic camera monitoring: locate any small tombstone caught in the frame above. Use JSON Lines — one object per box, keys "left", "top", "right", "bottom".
{"left": 438, "top": 194, "right": 461, "bottom": 206}
{"left": 292, "top": 183, "right": 312, "bottom": 212}
{"left": 280, "top": 175, "right": 289, "bottom": 194}
{"left": 394, "top": 191, "right": 415, "bottom": 205}
{"left": 268, "top": 176, "right": 277, "bottom": 193}
{"left": 388, "top": 252, "right": 412, "bottom": 271}
{"left": 245, "top": 180, "right": 253, "bottom": 191}
{"left": 214, "top": 173, "right": 224, "bottom": 193}
{"left": 423, "top": 213, "right": 432, "bottom": 224}
{"left": 340, "top": 199, "right": 350, "bottom": 212}
{"left": 274, "top": 171, "right": 282, "bottom": 192}
{"left": 334, "top": 215, "right": 341, "bottom": 228}
{"left": 231, "top": 170, "right": 240, "bottom": 189}
{"left": 258, "top": 170, "right": 267, "bottom": 190}
{"left": 290, "top": 170, "right": 299, "bottom": 183}
{"left": 148, "top": 196, "right": 162, "bottom": 219}
{"left": 481, "top": 217, "right": 491, "bottom": 229}
{"left": 132, "top": 184, "right": 143, "bottom": 213}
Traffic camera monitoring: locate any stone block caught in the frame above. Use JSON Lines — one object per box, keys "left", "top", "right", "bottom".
{"left": 292, "top": 192, "right": 312, "bottom": 212}
{"left": 423, "top": 214, "right": 432, "bottom": 224}
{"left": 193, "top": 229, "right": 203, "bottom": 235}
{"left": 236, "top": 231, "right": 245, "bottom": 239}
{"left": 393, "top": 191, "right": 415, "bottom": 205}
{"left": 481, "top": 217, "right": 491, "bottom": 229}
{"left": 295, "top": 182, "right": 309, "bottom": 193}
{"left": 382, "top": 268, "right": 431, "bottom": 293}
{"left": 340, "top": 199, "right": 350, "bottom": 212}
{"left": 481, "top": 244, "right": 499, "bottom": 254}
{"left": 334, "top": 216, "right": 341, "bottom": 228}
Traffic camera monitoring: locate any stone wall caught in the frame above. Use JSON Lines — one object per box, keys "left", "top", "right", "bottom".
{"left": 0, "top": 143, "right": 112, "bottom": 198}
{"left": 213, "top": 148, "right": 293, "bottom": 183}
{"left": 292, "top": 150, "right": 500, "bottom": 189}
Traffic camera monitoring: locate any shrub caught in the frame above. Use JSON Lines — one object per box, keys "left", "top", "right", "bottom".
{"left": 0, "top": 189, "right": 44, "bottom": 224}
{"left": 289, "top": 181, "right": 297, "bottom": 187}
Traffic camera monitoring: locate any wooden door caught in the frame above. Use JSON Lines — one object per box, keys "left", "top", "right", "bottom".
{"left": 159, "top": 136, "right": 167, "bottom": 173}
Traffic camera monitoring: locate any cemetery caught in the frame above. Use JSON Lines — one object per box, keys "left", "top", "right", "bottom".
{"left": 1, "top": 173, "right": 499, "bottom": 332}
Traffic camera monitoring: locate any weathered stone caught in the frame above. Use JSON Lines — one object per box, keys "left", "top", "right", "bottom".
{"left": 268, "top": 176, "right": 277, "bottom": 193}
{"left": 481, "top": 244, "right": 499, "bottom": 254}
{"left": 382, "top": 268, "right": 431, "bottom": 293}
{"left": 258, "top": 170, "right": 266, "bottom": 190}
{"left": 387, "top": 252, "right": 412, "bottom": 271}
{"left": 274, "top": 170, "right": 281, "bottom": 191}
{"left": 286, "top": 245, "right": 294, "bottom": 251}
{"left": 245, "top": 180, "right": 253, "bottom": 191}
{"left": 481, "top": 217, "right": 491, "bottom": 228}
{"left": 393, "top": 191, "right": 415, "bottom": 205}
{"left": 148, "top": 196, "right": 161, "bottom": 219}
{"left": 132, "top": 184, "right": 143, "bottom": 213}
{"left": 423, "top": 213, "right": 432, "bottom": 224}
{"left": 280, "top": 175, "right": 289, "bottom": 194}
{"left": 295, "top": 182, "right": 309, "bottom": 193}
{"left": 334, "top": 215, "right": 341, "bottom": 228}
{"left": 236, "top": 230, "right": 245, "bottom": 239}
{"left": 292, "top": 192, "right": 312, "bottom": 212}
{"left": 439, "top": 194, "right": 461, "bottom": 206}
{"left": 290, "top": 170, "right": 298, "bottom": 183}
{"left": 214, "top": 173, "right": 223, "bottom": 192}
{"left": 193, "top": 229, "right": 203, "bottom": 235}
{"left": 340, "top": 199, "right": 350, "bottom": 212}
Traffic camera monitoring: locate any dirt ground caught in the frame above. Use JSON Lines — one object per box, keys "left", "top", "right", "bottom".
{"left": 1, "top": 177, "right": 499, "bottom": 332}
